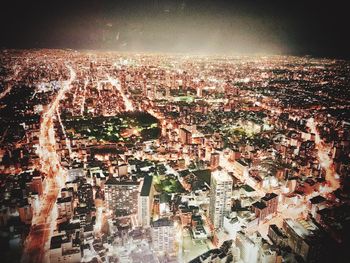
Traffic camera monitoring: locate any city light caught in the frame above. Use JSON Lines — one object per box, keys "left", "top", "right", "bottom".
{"left": 0, "top": 2, "right": 349, "bottom": 263}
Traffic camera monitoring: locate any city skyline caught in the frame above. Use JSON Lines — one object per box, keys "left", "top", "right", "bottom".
{"left": 1, "top": 1, "right": 350, "bottom": 263}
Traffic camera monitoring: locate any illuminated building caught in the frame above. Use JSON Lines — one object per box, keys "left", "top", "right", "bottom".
{"left": 26, "top": 175, "right": 45, "bottom": 196}
{"left": 151, "top": 218, "right": 176, "bottom": 255}
{"left": 261, "top": 193, "right": 278, "bottom": 216}
{"left": 50, "top": 233, "right": 81, "bottom": 263}
{"left": 235, "top": 231, "right": 260, "bottom": 263}
{"left": 138, "top": 175, "right": 154, "bottom": 226}
{"left": 252, "top": 192, "right": 278, "bottom": 223}
{"left": 77, "top": 183, "right": 94, "bottom": 208}
{"left": 104, "top": 177, "right": 140, "bottom": 217}
{"left": 117, "top": 163, "right": 128, "bottom": 177}
{"left": 67, "top": 168, "right": 84, "bottom": 181}
{"left": 18, "top": 201, "right": 33, "bottom": 225}
{"left": 268, "top": 224, "right": 288, "bottom": 247}
{"left": 282, "top": 218, "right": 325, "bottom": 263}
{"left": 209, "top": 169, "right": 233, "bottom": 229}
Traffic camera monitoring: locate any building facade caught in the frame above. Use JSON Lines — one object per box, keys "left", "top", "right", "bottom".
{"left": 209, "top": 170, "right": 233, "bottom": 229}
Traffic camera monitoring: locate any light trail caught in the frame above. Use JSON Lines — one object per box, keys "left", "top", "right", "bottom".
{"left": 21, "top": 65, "right": 76, "bottom": 263}
{"left": 81, "top": 78, "right": 89, "bottom": 115}
{"left": 94, "top": 207, "right": 103, "bottom": 234}
{"left": 56, "top": 106, "right": 73, "bottom": 160}
{"left": 307, "top": 117, "right": 340, "bottom": 191}
{"left": 106, "top": 74, "right": 134, "bottom": 111}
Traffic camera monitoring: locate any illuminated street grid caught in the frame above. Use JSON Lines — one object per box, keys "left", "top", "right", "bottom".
{"left": 0, "top": 49, "right": 349, "bottom": 263}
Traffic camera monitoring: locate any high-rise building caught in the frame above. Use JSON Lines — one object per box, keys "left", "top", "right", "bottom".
{"left": 151, "top": 218, "right": 176, "bottom": 255}
{"left": 104, "top": 177, "right": 140, "bottom": 217}
{"left": 235, "top": 231, "right": 261, "bottom": 263}
{"left": 282, "top": 218, "right": 325, "bottom": 263}
{"left": 138, "top": 175, "right": 154, "bottom": 226}
{"left": 27, "top": 175, "right": 45, "bottom": 196}
{"left": 261, "top": 192, "right": 278, "bottom": 216}
{"left": 209, "top": 170, "right": 233, "bottom": 229}
{"left": 252, "top": 192, "right": 278, "bottom": 223}
{"left": 50, "top": 233, "right": 81, "bottom": 263}
{"left": 268, "top": 224, "right": 288, "bottom": 247}
{"left": 18, "top": 201, "right": 32, "bottom": 225}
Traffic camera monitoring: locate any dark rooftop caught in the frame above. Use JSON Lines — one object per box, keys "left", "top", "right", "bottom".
{"left": 253, "top": 201, "right": 267, "bottom": 210}
{"left": 140, "top": 175, "right": 153, "bottom": 197}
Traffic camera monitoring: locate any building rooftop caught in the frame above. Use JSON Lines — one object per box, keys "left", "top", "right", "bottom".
{"left": 310, "top": 195, "right": 326, "bottom": 204}
{"left": 253, "top": 201, "right": 267, "bottom": 210}
{"left": 140, "top": 175, "right": 153, "bottom": 197}
{"left": 50, "top": 234, "right": 70, "bottom": 250}
{"left": 105, "top": 177, "right": 139, "bottom": 186}
{"left": 212, "top": 169, "right": 232, "bottom": 183}
{"left": 151, "top": 218, "right": 174, "bottom": 228}
{"left": 262, "top": 192, "right": 278, "bottom": 201}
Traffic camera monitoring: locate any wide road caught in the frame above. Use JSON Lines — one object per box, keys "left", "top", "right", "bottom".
{"left": 307, "top": 118, "right": 340, "bottom": 191}
{"left": 21, "top": 65, "right": 76, "bottom": 263}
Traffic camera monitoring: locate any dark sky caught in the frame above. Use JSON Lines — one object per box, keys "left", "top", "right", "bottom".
{"left": 0, "top": 0, "right": 349, "bottom": 58}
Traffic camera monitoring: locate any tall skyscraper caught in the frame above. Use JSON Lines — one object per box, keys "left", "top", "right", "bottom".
{"left": 209, "top": 170, "right": 233, "bottom": 229}
{"left": 138, "top": 175, "right": 154, "bottom": 226}
{"left": 151, "top": 218, "right": 176, "bottom": 255}
{"left": 104, "top": 178, "right": 140, "bottom": 217}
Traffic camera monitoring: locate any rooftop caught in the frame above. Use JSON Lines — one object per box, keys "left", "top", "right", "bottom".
{"left": 212, "top": 169, "right": 232, "bottom": 183}
{"left": 140, "top": 175, "right": 153, "bottom": 196}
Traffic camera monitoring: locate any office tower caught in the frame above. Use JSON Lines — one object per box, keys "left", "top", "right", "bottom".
{"left": 104, "top": 177, "right": 140, "bottom": 217}
{"left": 151, "top": 218, "right": 176, "bottom": 255}
{"left": 138, "top": 175, "right": 154, "bottom": 226}
{"left": 209, "top": 170, "right": 233, "bottom": 229}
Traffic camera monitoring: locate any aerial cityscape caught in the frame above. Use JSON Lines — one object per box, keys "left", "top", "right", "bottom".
{"left": 0, "top": 1, "right": 349, "bottom": 263}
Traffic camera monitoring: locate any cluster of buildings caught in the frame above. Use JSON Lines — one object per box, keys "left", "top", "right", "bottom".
{"left": 0, "top": 49, "right": 349, "bottom": 263}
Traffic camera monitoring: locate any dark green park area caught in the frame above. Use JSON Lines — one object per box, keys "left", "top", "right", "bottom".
{"left": 63, "top": 111, "right": 160, "bottom": 143}
{"left": 154, "top": 175, "right": 185, "bottom": 194}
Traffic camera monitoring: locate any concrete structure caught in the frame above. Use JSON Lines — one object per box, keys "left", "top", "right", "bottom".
{"left": 104, "top": 177, "right": 140, "bottom": 217}
{"left": 57, "top": 196, "right": 73, "bottom": 220}
{"left": 138, "top": 175, "right": 154, "bottom": 226}
{"left": 151, "top": 218, "right": 176, "bottom": 255}
{"left": 50, "top": 234, "right": 81, "bottom": 263}
{"left": 235, "top": 231, "right": 260, "bottom": 263}
{"left": 209, "top": 170, "right": 233, "bottom": 229}
{"left": 283, "top": 218, "right": 324, "bottom": 263}
{"left": 234, "top": 159, "right": 249, "bottom": 178}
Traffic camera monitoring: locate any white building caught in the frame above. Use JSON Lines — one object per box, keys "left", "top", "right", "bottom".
{"left": 138, "top": 175, "right": 154, "bottom": 226}
{"left": 235, "top": 231, "right": 260, "bottom": 263}
{"left": 209, "top": 169, "right": 233, "bottom": 229}
{"left": 151, "top": 218, "right": 176, "bottom": 255}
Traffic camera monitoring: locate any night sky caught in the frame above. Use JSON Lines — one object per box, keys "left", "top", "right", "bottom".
{"left": 0, "top": 0, "right": 349, "bottom": 58}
